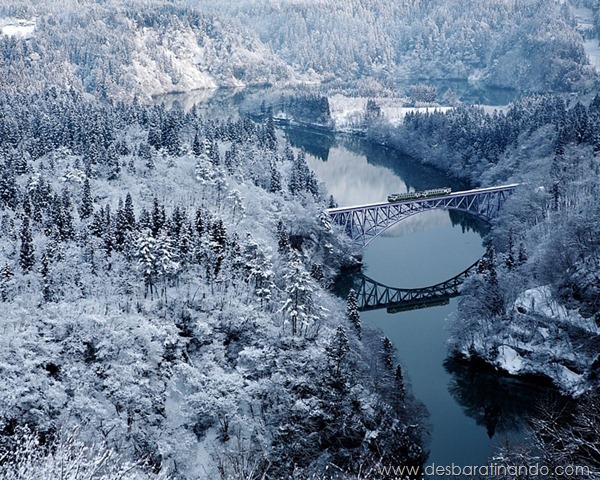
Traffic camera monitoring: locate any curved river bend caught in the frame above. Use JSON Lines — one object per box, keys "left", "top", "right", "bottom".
{"left": 285, "top": 127, "right": 550, "bottom": 469}
{"left": 160, "top": 89, "right": 555, "bottom": 471}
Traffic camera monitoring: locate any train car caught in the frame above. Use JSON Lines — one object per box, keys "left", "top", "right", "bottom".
{"left": 387, "top": 187, "right": 451, "bottom": 202}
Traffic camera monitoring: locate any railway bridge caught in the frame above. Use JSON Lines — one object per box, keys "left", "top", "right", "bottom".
{"left": 326, "top": 184, "right": 518, "bottom": 249}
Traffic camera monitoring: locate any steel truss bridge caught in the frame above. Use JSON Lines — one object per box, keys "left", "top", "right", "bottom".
{"left": 326, "top": 184, "right": 518, "bottom": 248}
{"left": 357, "top": 260, "right": 481, "bottom": 313}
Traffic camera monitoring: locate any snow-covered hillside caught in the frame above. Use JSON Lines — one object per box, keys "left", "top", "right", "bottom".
{"left": 1, "top": 0, "right": 595, "bottom": 101}
{"left": 190, "top": 0, "right": 597, "bottom": 92}
{"left": 0, "top": 88, "right": 427, "bottom": 478}
{"left": 0, "top": 1, "right": 295, "bottom": 101}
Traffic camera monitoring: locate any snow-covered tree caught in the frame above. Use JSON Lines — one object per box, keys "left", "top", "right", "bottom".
{"left": 346, "top": 288, "right": 361, "bottom": 339}
{"left": 281, "top": 254, "right": 315, "bottom": 336}
{"left": 19, "top": 217, "right": 35, "bottom": 273}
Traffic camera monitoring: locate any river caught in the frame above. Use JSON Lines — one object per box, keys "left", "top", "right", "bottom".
{"left": 160, "top": 87, "right": 554, "bottom": 472}
{"left": 283, "top": 127, "right": 551, "bottom": 470}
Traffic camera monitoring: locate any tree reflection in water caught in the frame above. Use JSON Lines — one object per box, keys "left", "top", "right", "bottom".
{"left": 444, "top": 358, "right": 568, "bottom": 439}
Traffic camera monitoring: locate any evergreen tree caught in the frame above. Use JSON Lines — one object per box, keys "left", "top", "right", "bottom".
{"left": 137, "top": 235, "right": 158, "bottom": 298}
{"left": 381, "top": 336, "right": 395, "bottom": 372}
{"left": 147, "top": 124, "right": 162, "bottom": 151}
{"left": 224, "top": 145, "right": 237, "bottom": 174}
{"left": 137, "top": 207, "right": 152, "bottom": 231}
{"left": 0, "top": 165, "right": 18, "bottom": 209}
{"left": 106, "top": 143, "right": 120, "bottom": 180}
{"left": 51, "top": 191, "right": 75, "bottom": 240}
{"left": 151, "top": 198, "right": 166, "bottom": 237}
{"left": 192, "top": 131, "right": 202, "bottom": 156}
{"left": 139, "top": 142, "right": 155, "bottom": 170}
{"left": 282, "top": 254, "right": 314, "bottom": 336}
{"left": 22, "top": 196, "right": 32, "bottom": 218}
{"left": 269, "top": 161, "right": 282, "bottom": 193}
{"left": 194, "top": 207, "right": 210, "bottom": 237}
{"left": 123, "top": 193, "right": 136, "bottom": 229}
{"left": 177, "top": 221, "right": 194, "bottom": 265}
{"left": 276, "top": 220, "right": 290, "bottom": 254}
{"left": 288, "top": 151, "right": 307, "bottom": 195}
{"left": 347, "top": 289, "right": 361, "bottom": 339}
{"left": 326, "top": 326, "right": 350, "bottom": 390}
{"left": 0, "top": 263, "right": 14, "bottom": 302}
{"left": 169, "top": 205, "right": 185, "bottom": 241}
{"left": 33, "top": 201, "right": 43, "bottom": 225}
{"left": 39, "top": 250, "right": 53, "bottom": 302}
{"left": 19, "top": 217, "right": 35, "bottom": 273}
{"left": 114, "top": 199, "right": 129, "bottom": 252}
{"left": 90, "top": 206, "right": 105, "bottom": 237}
{"left": 79, "top": 177, "right": 94, "bottom": 220}
{"left": 162, "top": 113, "right": 181, "bottom": 156}
{"left": 210, "top": 219, "right": 227, "bottom": 276}
{"left": 203, "top": 136, "right": 220, "bottom": 165}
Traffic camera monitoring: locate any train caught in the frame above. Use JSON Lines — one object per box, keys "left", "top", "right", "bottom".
{"left": 387, "top": 187, "right": 452, "bottom": 202}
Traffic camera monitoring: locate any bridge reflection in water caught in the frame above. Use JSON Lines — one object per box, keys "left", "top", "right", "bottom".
{"left": 356, "top": 259, "right": 481, "bottom": 313}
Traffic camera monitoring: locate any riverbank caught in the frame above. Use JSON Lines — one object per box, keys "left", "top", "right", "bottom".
{"left": 270, "top": 95, "right": 600, "bottom": 399}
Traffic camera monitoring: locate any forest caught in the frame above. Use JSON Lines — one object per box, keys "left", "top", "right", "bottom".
{"left": 190, "top": 0, "right": 595, "bottom": 93}
{"left": 371, "top": 95, "right": 600, "bottom": 394}
{"left": 1, "top": 0, "right": 597, "bottom": 101}
{"left": 0, "top": 88, "right": 428, "bottom": 478}
{"left": 0, "top": 0, "right": 599, "bottom": 478}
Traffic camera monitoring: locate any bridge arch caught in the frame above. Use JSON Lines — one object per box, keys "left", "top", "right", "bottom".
{"left": 326, "top": 184, "right": 518, "bottom": 249}
{"left": 356, "top": 258, "right": 481, "bottom": 312}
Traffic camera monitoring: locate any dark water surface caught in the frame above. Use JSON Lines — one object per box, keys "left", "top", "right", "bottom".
{"left": 288, "top": 129, "right": 548, "bottom": 469}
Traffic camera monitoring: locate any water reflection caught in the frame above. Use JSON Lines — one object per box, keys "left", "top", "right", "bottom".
{"left": 283, "top": 125, "right": 334, "bottom": 162}
{"left": 444, "top": 358, "right": 563, "bottom": 439}
{"left": 338, "top": 134, "right": 469, "bottom": 194}
{"left": 308, "top": 131, "right": 557, "bottom": 465}
{"left": 286, "top": 127, "right": 473, "bottom": 208}
{"left": 154, "top": 86, "right": 550, "bottom": 466}
{"left": 338, "top": 258, "right": 480, "bottom": 314}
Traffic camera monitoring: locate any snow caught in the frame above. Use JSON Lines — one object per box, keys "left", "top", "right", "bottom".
{"left": 328, "top": 94, "right": 368, "bottom": 128}
{"left": 570, "top": 5, "right": 595, "bottom": 33}
{"left": 452, "top": 285, "right": 598, "bottom": 395}
{"left": 382, "top": 105, "right": 453, "bottom": 126}
{"left": 583, "top": 40, "right": 600, "bottom": 73}
{"left": 554, "top": 365, "right": 584, "bottom": 394}
{"left": 129, "top": 27, "right": 218, "bottom": 98}
{"left": 568, "top": 4, "right": 600, "bottom": 73}
{"left": 328, "top": 94, "right": 453, "bottom": 129}
{"left": 496, "top": 346, "right": 523, "bottom": 375}
{"left": 0, "top": 18, "right": 36, "bottom": 39}
{"left": 514, "top": 285, "right": 568, "bottom": 320}
{"left": 515, "top": 285, "right": 600, "bottom": 334}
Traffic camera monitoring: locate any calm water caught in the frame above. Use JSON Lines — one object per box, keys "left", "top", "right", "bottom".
{"left": 287, "top": 128, "right": 548, "bottom": 469}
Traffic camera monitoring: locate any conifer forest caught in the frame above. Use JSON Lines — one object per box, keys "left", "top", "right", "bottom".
{"left": 0, "top": 0, "right": 599, "bottom": 478}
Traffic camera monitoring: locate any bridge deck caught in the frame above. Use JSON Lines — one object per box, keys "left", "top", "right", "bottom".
{"left": 326, "top": 183, "right": 520, "bottom": 214}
